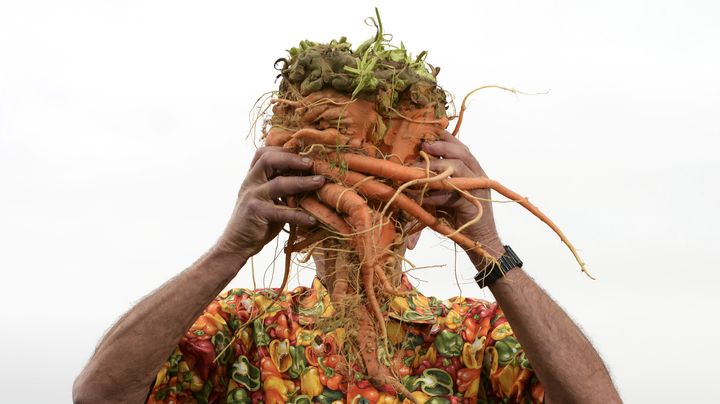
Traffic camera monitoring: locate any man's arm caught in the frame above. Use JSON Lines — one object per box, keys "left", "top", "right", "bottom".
{"left": 489, "top": 267, "right": 621, "bottom": 403}
{"left": 420, "top": 132, "right": 621, "bottom": 403}
{"left": 73, "top": 147, "right": 325, "bottom": 403}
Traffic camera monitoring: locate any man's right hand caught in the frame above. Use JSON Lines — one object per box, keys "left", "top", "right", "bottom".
{"left": 214, "top": 146, "right": 325, "bottom": 259}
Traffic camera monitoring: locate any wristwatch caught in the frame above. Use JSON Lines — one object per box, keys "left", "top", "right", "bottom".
{"left": 474, "top": 245, "right": 523, "bottom": 288}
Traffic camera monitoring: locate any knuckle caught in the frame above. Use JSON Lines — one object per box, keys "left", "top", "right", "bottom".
{"left": 245, "top": 199, "right": 263, "bottom": 211}
{"left": 256, "top": 151, "right": 271, "bottom": 166}
{"left": 273, "top": 176, "right": 290, "bottom": 187}
{"left": 251, "top": 148, "right": 268, "bottom": 166}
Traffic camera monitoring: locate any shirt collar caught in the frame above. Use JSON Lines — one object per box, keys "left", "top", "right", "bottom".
{"left": 310, "top": 275, "right": 439, "bottom": 324}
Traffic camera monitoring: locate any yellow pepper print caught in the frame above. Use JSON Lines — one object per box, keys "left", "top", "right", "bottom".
{"left": 444, "top": 309, "right": 462, "bottom": 330}
{"left": 402, "top": 391, "right": 430, "bottom": 404}
{"left": 390, "top": 296, "right": 410, "bottom": 313}
{"left": 190, "top": 312, "right": 226, "bottom": 337}
{"left": 238, "top": 327, "right": 253, "bottom": 352}
{"left": 387, "top": 321, "right": 406, "bottom": 345}
{"left": 269, "top": 339, "right": 293, "bottom": 373}
{"left": 300, "top": 367, "right": 323, "bottom": 397}
{"left": 490, "top": 322, "right": 513, "bottom": 340}
{"left": 296, "top": 328, "right": 321, "bottom": 346}
{"left": 378, "top": 393, "right": 402, "bottom": 404}
{"left": 461, "top": 336, "right": 486, "bottom": 369}
{"left": 497, "top": 364, "right": 520, "bottom": 397}
{"left": 264, "top": 375, "right": 295, "bottom": 403}
{"left": 327, "top": 327, "right": 346, "bottom": 348}
{"left": 189, "top": 372, "right": 204, "bottom": 392}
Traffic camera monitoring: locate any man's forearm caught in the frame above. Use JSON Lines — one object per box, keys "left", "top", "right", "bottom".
{"left": 489, "top": 269, "right": 621, "bottom": 403}
{"left": 73, "top": 248, "right": 246, "bottom": 403}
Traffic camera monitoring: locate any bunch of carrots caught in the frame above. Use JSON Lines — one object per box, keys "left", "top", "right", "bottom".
{"left": 249, "top": 10, "right": 589, "bottom": 402}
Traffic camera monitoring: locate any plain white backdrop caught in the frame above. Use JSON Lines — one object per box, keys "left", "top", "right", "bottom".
{"left": 1, "top": 1, "right": 718, "bottom": 402}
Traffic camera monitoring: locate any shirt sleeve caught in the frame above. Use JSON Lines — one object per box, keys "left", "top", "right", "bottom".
{"left": 146, "top": 291, "right": 241, "bottom": 404}
{"left": 467, "top": 301, "right": 545, "bottom": 403}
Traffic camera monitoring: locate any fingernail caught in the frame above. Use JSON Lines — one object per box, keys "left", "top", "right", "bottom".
{"left": 308, "top": 215, "right": 317, "bottom": 224}
{"left": 301, "top": 157, "right": 311, "bottom": 165}
{"left": 312, "top": 175, "right": 324, "bottom": 182}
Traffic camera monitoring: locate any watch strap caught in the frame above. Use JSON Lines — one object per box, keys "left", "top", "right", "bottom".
{"left": 474, "top": 245, "right": 523, "bottom": 288}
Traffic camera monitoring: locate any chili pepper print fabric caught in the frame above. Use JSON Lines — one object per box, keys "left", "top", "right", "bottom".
{"left": 147, "top": 277, "right": 544, "bottom": 404}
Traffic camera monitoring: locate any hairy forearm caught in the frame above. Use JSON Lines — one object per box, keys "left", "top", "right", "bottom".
{"left": 489, "top": 269, "right": 621, "bottom": 403}
{"left": 73, "top": 248, "right": 246, "bottom": 403}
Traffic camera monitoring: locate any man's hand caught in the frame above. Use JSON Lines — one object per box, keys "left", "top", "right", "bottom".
{"left": 215, "top": 146, "right": 325, "bottom": 259}
{"left": 419, "top": 133, "right": 621, "bottom": 403}
{"left": 418, "top": 131, "right": 505, "bottom": 260}
{"left": 73, "top": 146, "right": 325, "bottom": 403}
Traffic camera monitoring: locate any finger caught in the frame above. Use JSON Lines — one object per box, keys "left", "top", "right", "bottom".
{"left": 415, "top": 158, "right": 474, "bottom": 177}
{"left": 439, "top": 130, "right": 462, "bottom": 144}
{"left": 259, "top": 203, "right": 318, "bottom": 227}
{"left": 422, "top": 140, "right": 471, "bottom": 160}
{"left": 422, "top": 141, "right": 485, "bottom": 175}
{"left": 263, "top": 175, "right": 325, "bottom": 199}
{"left": 252, "top": 151, "right": 314, "bottom": 180}
{"left": 251, "top": 146, "right": 286, "bottom": 166}
{"left": 420, "top": 190, "right": 464, "bottom": 208}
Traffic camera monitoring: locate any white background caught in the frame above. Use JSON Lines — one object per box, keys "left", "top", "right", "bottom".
{"left": 1, "top": 1, "right": 718, "bottom": 402}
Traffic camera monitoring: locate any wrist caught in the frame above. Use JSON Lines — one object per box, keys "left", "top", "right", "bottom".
{"left": 467, "top": 237, "right": 505, "bottom": 269}
{"left": 213, "top": 235, "right": 258, "bottom": 262}
{"left": 473, "top": 244, "right": 523, "bottom": 288}
{"left": 206, "top": 245, "right": 249, "bottom": 274}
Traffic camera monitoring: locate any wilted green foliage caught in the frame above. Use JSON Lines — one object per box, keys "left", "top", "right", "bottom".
{"left": 276, "top": 8, "right": 447, "bottom": 117}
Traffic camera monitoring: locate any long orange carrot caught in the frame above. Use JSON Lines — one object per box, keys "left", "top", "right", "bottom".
{"left": 313, "top": 160, "right": 496, "bottom": 262}
{"left": 299, "top": 194, "right": 352, "bottom": 236}
{"left": 357, "top": 308, "right": 418, "bottom": 403}
{"left": 264, "top": 127, "right": 294, "bottom": 147}
{"left": 284, "top": 128, "right": 351, "bottom": 151}
{"left": 326, "top": 152, "right": 589, "bottom": 276}
{"left": 316, "top": 183, "right": 390, "bottom": 348}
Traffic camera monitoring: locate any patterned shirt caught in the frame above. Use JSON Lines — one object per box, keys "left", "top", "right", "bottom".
{"left": 147, "top": 277, "right": 544, "bottom": 404}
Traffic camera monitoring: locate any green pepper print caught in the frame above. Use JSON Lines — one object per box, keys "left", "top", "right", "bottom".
{"left": 231, "top": 355, "right": 261, "bottom": 391}
{"left": 253, "top": 317, "right": 270, "bottom": 347}
{"left": 401, "top": 332, "right": 426, "bottom": 350}
{"left": 494, "top": 336, "right": 522, "bottom": 366}
{"left": 427, "top": 398, "right": 451, "bottom": 404}
{"left": 288, "top": 345, "right": 307, "bottom": 379}
{"left": 291, "top": 395, "right": 313, "bottom": 404}
{"left": 226, "top": 387, "right": 252, "bottom": 404}
{"left": 435, "top": 330, "right": 463, "bottom": 357}
{"left": 402, "top": 375, "right": 421, "bottom": 392}
{"left": 211, "top": 331, "right": 232, "bottom": 365}
{"left": 316, "top": 387, "right": 344, "bottom": 404}
{"left": 417, "top": 368, "right": 454, "bottom": 396}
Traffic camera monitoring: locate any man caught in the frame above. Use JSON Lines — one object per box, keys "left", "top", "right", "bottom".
{"left": 73, "top": 134, "right": 621, "bottom": 403}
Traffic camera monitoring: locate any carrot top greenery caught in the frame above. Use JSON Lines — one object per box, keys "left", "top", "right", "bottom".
{"left": 275, "top": 8, "right": 448, "bottom": 120}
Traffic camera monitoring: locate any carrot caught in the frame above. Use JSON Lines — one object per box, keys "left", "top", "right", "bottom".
{"left": 299, "top": 194, "right": 352, "bottom": 236}
{"left": 313, "top": 160, "right": 496, "bottom": 262}
{"left": 325, "top": 152, "right": 589, "bottom": 276}
{"left": 329, "top": 250, "right": 347, "bottom": 304}
{"left": 284, "top": 128, "right": 358, "bottom": 151}
{"left": 316, "top": 183, "right": 390, "bottom": 347}
{"left": 264, "top": 127, "right": 293, "bottom": 147}
{"left": 357, "top": 308, "right": 419, "bottom": 403}
{"left": 373, "top": 217, "right": 408, "bottom": 297}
